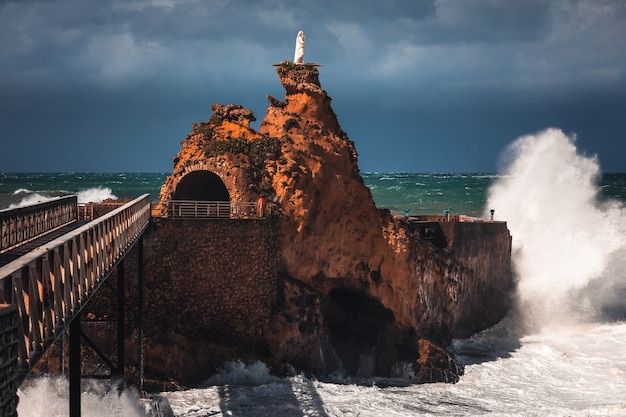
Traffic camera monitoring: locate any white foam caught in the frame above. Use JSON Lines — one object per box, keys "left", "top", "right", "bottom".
{"left": 486, "top": 128, "right": 626, "bottom": 327}
{"left": 17, "top": 378, "right": 144, "bottom": 417}
{"left": 17, "top": 324, "right": 626, "bottom": 417}
{"left": 76, "top": 187, "right": 117, "bottom": 204}
{"left": 7, "top": 187, "right": 118, "bottom": 209}
{"left": 201, "top": 360, "right": 280, "bottom": 386}
{"left": 162, "top": 323, "right": 626, "bottom": 416}
{"left": 8, "top": 193, "right": 51, "bottom": 209}
{"left": 12, "top": 188, "right": 33, "bottom": 195}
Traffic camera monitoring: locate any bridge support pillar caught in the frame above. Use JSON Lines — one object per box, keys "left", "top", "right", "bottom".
{"left": 117, "top": 259, "right": 125, "bottom": 389}
{"left": 137, "top": 236, "right": 144, "bottom": 393}
{"left": 69, "top": 317, "right": 81, "bottom": 417}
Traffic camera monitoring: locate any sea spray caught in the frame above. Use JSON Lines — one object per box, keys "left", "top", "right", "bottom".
{"left": 17, "top": 377, "right": 145, "bottom": 417}
{"left": 7, "top": 187, "right": 118, "bottom": 209}
{"left": 8, "top": 192, "right": 52, "bottom": 209}
{"left": 486, "top": 128, "right": 626, "bottom": 328}
{"left": 76, "top": 187, "right": 117, "bottom": 204}
{"left": 201, "top": 360, "right": 280, "bottom": 386}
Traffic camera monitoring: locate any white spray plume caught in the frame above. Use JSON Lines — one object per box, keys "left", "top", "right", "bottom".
{"left": 9, "top": 187, "right": 117, "bottom": 209}
{"left": 77, "top": 187, "right": 117, "bottom": 204}
{"left": 486, "top": 128, "right": 625, "bottom": 329}
{"left": 8, "top": 193, "right": 51, "bottom": 209}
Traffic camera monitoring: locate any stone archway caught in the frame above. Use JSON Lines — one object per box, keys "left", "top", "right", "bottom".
{"left": 172, "top": 170, "right": 230, "bottom": 201}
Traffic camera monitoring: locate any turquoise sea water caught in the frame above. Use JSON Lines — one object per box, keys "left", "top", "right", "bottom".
{"left": 0, "top": 172, "right": 168, "bottom": 210}
{"left": 1, "top": 172, "right": 625, "bottom": 215}
{"left": 363, "top": 172, "right": 497, "bottom": 217}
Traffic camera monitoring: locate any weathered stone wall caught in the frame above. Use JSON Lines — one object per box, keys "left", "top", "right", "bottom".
{"left": 0, "top": 305, "right": 18, "bottom": 417}
{"left": 143, "top": 218, "right": 279, "bottom": 339}
{"left": 139, "top": 218, "right": 281, "bottom": 387}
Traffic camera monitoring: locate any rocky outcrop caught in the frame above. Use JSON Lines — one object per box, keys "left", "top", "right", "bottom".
{"left": 151, "top": 62, "right": 512, "bottom": 385}
{"left": 260, "top": 64, "right": 512, "bottom": 337}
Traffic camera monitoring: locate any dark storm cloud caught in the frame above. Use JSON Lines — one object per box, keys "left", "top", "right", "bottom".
{"left": 1, "top": 0, "right": 625, "bottom": 172}
{"left": 429, "top": 0, "right": 550, "bottom": 42}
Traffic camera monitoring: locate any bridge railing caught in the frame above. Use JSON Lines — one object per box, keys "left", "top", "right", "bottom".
{"left": 152, "top": 200, "right": 276, "bottom": 219}
{"left": 0, "top": 196, "right": 78, "bottom": 254}
{"left": 0, "top": 194, "right": 151, "bottom": 375}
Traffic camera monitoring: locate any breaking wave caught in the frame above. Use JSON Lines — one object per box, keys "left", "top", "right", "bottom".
{"left": 486, "top": 128, "right": 626, "bottom": 329}
{"left": 8, "top": 187, "right": 118, "bottom": 209}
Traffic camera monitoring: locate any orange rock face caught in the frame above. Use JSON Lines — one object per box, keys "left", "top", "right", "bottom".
{"left": 156, "top": 63, "right": 512, "bottom": 382}
{"left": 261, "top": 66, "right": 382, "bottom": 284}
{"left": 260, "top": 64, "right": 511, "bottom": 337}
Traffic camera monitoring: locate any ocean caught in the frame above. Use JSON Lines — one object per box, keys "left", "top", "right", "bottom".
{"left": 9, "top": 129, "right": 626, "bottom": 416}
{"left": 2, "top": 171, "right": 625, "bottom": 217}
{"left": 0, "top": 172, "right": 168, "bottom": 210}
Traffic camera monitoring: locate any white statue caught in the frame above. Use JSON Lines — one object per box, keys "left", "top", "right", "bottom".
{"left": 294, "top": 31, "right": 305, "bottom": 64}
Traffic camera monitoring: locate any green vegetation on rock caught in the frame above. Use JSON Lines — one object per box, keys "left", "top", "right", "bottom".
{"left": 203, "top": 136, "right": 282, "bottom": 196}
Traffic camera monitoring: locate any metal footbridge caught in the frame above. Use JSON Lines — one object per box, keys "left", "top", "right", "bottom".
{"left": 0, "top": 193, "right": 276, "bottom": 416}
{"left": 0, "top": 194, "right": 150, "bottom": 416}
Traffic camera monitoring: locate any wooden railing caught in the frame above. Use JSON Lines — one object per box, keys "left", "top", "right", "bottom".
{"left": 0, "top": 194, "right": 150, "bottom": 377}
{"left": 152, "top": 200, "right": 275, "bottom": 219}
{"left": 0, "top": 196, "right": 78, "bottom": 254}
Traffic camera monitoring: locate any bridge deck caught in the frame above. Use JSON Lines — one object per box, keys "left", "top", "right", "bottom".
{"left": 0, "top": 221, "right": 88, "bottom": 268}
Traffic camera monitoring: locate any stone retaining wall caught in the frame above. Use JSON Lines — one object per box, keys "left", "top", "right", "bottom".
{"left": 140, "top": 218, "right": 281, "bottom": 386}
{"left": 143, "top": 218, "right": 281, "bottom": 343}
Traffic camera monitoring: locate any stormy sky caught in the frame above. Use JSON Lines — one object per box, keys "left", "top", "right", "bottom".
{"left": 1, "top": 0, "right": 625, "bottom": 173}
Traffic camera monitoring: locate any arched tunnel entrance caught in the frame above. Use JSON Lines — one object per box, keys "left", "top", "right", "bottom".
{"left": 172, "top": 170, "right": 230, "bottom": 201}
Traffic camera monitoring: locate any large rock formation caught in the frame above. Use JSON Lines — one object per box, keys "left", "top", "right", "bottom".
{"left": 151, "top": 62, "right": 512, "bottom": 384}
